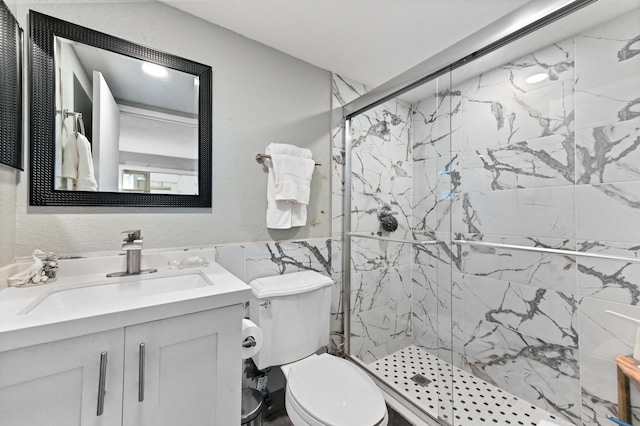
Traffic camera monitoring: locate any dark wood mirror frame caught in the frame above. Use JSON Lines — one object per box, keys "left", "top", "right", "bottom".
{"left": 29, "top": 11, "right": 212, "bottom": 207}
{"left": 0, "top": 1, "right": 23, "bottom": 171}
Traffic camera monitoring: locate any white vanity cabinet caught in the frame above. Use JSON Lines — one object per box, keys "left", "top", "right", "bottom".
{"left": 0, "top": 305, "right": 242, "bottom": 426}
{"left": 0, "top": 328, "right": 125, "bottom": 426}
{"left": 121, "top": 306, "right": 241, "bottom": 425}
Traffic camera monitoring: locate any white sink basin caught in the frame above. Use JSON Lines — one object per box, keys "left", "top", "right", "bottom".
{"left": 20, "top": 271, "right": 213, "bottom": 315}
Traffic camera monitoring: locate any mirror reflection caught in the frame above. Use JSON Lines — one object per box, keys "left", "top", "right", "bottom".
{"left": 55, "top": 36, "right": 199, "bottom": 195}
{"left": 29, "top": 10, "right": 212, "bottom": 207}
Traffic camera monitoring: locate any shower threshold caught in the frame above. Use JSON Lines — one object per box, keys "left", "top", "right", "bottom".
{"left": 368, "top": 345, "right": 573, "bottom": 426}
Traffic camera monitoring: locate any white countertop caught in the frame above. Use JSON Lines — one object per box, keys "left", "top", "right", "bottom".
{"left": 0, "top": 250, "right": 251, "bottom": 352}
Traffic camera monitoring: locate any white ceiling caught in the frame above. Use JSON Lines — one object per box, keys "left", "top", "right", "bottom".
{"left": 161, "top": 0, "right": 534, "bottom": 88}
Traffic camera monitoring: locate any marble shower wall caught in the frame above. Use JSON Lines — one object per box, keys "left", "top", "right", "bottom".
{"left": 409, "top": 8, "right": 640, "bottom": 426}
{"left": 333, "top": 5, "right": 640, "bottom": 426}
{"left": 334, "top": 75, "right": 415, "bottom": 363}
{"left": 336, "top": 7, "right": 639, "bottom": 425}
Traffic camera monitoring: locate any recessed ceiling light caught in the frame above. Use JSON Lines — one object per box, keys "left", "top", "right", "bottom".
{"left": 141, "top": 62, "right": 168, "bottom": 78}
{"left": 525, "top": 73, "right": 548, "bottom": 84}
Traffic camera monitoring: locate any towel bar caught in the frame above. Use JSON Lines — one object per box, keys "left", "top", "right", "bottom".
{"left": 255, "top": 153, "right": 321, "bottom": 166}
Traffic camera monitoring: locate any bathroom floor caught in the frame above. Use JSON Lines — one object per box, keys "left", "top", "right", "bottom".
{"left": 263, "top": 405, "right": 413, "bottom": 426}
{"left": 369, "top": 345, "right": 572, "bottom": 426}
{"left": 263, "top": 410, "right": 293, "bottom": 426}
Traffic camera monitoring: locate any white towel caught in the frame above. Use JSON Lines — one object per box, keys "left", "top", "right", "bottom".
{"left": 61, "top": 133, "right": 78, "bottom": 180}
{"left": 61, "top": 133, "right": 98, "bottom": 191}
{"left": 75, "top": 134, "right": 98, "bottom": 191}
{"left": 265, "top": 143, "right": 315, "bottom": 229}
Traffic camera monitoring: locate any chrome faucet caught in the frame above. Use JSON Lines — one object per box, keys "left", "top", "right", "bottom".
{"left": 107, "top": 230, "right": 157, "bottom": 277}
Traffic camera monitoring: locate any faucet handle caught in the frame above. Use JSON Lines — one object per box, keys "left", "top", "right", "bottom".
{"left": 122, "top": 230, "right": 142, "bottom": 242}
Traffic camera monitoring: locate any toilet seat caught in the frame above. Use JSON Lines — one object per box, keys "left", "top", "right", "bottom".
{"left": 285, "top": 354, "right": 387, "bottom": 426}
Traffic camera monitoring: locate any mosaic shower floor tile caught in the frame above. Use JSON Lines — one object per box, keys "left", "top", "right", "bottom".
{"left": 369, "top": 345, "right": 573, "bottom": 426}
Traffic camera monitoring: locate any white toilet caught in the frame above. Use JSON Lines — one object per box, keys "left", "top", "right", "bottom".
{"left": 248, "top": 271, "right": 388, "bottom": 426}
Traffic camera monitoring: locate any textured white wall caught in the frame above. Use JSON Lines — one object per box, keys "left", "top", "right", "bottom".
{"left": 11, "top": 2, "right": 332, "bottom": 258}
{"left": 0, "top": 167, "right": 18, "bottom": 265}
{"left": 0, "top": 0, "right": 19, "bottom": 265}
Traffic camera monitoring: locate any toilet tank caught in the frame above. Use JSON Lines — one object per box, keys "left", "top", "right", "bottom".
{"left": 248, "top": 271, "right": 333, "bottom": 370}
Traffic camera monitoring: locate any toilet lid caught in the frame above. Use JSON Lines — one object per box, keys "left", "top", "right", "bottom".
{"left": 287, "top": 354, "right": 386, "bottom": 426}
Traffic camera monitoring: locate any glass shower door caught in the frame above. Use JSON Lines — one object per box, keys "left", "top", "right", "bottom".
{"left": 345, "top": 70, "right": 456, "bottom": 423}
{"left": 344, "top": 1, "right": 640, "bottom": 424}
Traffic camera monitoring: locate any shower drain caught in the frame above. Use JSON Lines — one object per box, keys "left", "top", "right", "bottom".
{"left": 410, "top": 373, "right": 431, "bottom": 386}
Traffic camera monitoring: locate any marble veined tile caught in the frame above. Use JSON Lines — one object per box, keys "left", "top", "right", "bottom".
{"left": 577, "top": 240, "right": 640, "bottom": 305}
{"left": 580, "top": 353, "right": 640, "bottom": 426}
{"left": 351, "top": 118, "right": 412, "bottom": 196}
{"left": 457, "top": 38, "right": 575, "bottom": 112}
{"left": 244, "top": 239, "right": 331, "bottom": 283}
{"left": 578, "top": 298, "right": 640, "bottom": 422}
{"left": 350, "top": 265, "right": 411, "bottom": 314}
{"left": 351, "top": 153, "right": 412, "bottom": 196}
{"left": 351, "top": 192, "right": 412, "bottom": 233}
{"left": 332, "top": 74, "right": 369, "bottom": 107}
{"left": 412, "top": 98, "right": 439, "bottom": 157}
{"left": 331, "top": 144, "right": 345, "bottom": 192}
{"left": 462, "top": 80, "right": 574, "bottom": 151}
{"left": 462, "top": 186, "right": 575, "bottom": 239}
{"left": 462, "top": 274, "right": 578, "bottom": 348}
{"left": 575, "top": 8, "right": 640, "bottom": 76}
{"left": 411, "top": 193, "right": 438, "bottom": 233}
{"left": 414, "top": 231, "right": 462, "bottom": 273}
{"left": 412, "top": 126, "right": 439, "bottom": 162}
{"left": 350, "top": 300, "right": 412, "bottom": 362}
{"left": 436, "top": 151, "right": 460, "bottom": 195}
{"left": 463, "top": 321, "right": 581, "bottom": 424}
{"left": 575, "top": 57, "right": 640, "bottom": 130}
{"left": 576, "top": 181, "right": 640, "bottom": 243}
{"left": 462, "top": 133, "right": 575, "bottom": 192}
{"left": 578, "top": 296, "right": 640, "bottom": 361}
{"left": 461, "top": 234, "right": 577, "bottom": 294}
{"left": 349, "top": 233, "right": 412, "bottom": 275}
{"left": 412, "top": 158, "right": 438, "bottom": 197}
{"left": 351, "top": 103, "right": 410, "bottom": 157}
{"left": 576, "top": 118, "right": 640, "bottom": 184}
{"left": 412, "top": 261, "right": 439, "bottom": 310}
{"left": 330, "top": 234, "right": 343, "bottom": 274}
{"left": 331, "top": 190, "right": 345, "bottom": 235}
{"left": 462, "top": 236, "right": 577, "bottom": 294}
{"left": 412, "top": 236, "right": 439, "bottom": 266}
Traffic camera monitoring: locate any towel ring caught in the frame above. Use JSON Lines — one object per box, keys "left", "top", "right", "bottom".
{"left": 255, "top": 153, "right": 321, "bottom": 166}
{"left": 57, "top": 109, "right": 85, "bottom": 136}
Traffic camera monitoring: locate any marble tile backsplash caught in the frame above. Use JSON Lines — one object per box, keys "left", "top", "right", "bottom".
{"left": 215, "top": 238, "right": 341, "bottom": 331}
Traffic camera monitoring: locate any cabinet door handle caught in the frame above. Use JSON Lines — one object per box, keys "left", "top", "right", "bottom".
{"left": 97, "top": 351, "right": 108, "bottom": 416}
{"left": 138, "top": 343, "right": 145, "bottom": 402}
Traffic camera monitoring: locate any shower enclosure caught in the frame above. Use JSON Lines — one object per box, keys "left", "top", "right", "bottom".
{"left": 337, "top": 0, "right": 640, "bottom": 424}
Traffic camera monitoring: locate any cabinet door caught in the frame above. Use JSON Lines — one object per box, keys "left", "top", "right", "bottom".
{"left": 0, "top": 329, "right": 125, "bottom": 426}
{"left": 122, "top": 306, "right": 243, "bottom": 426}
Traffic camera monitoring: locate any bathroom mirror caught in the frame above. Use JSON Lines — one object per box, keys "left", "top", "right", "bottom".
{"left": 29, "top": 11, "right": 212, "bottom": 207}
{"left": 0, "top": 1, "right": 23, "bottom": 171}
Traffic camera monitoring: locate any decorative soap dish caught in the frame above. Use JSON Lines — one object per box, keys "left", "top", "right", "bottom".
{"left": 8, "top": 250, "right": 59, "bottom": 287}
